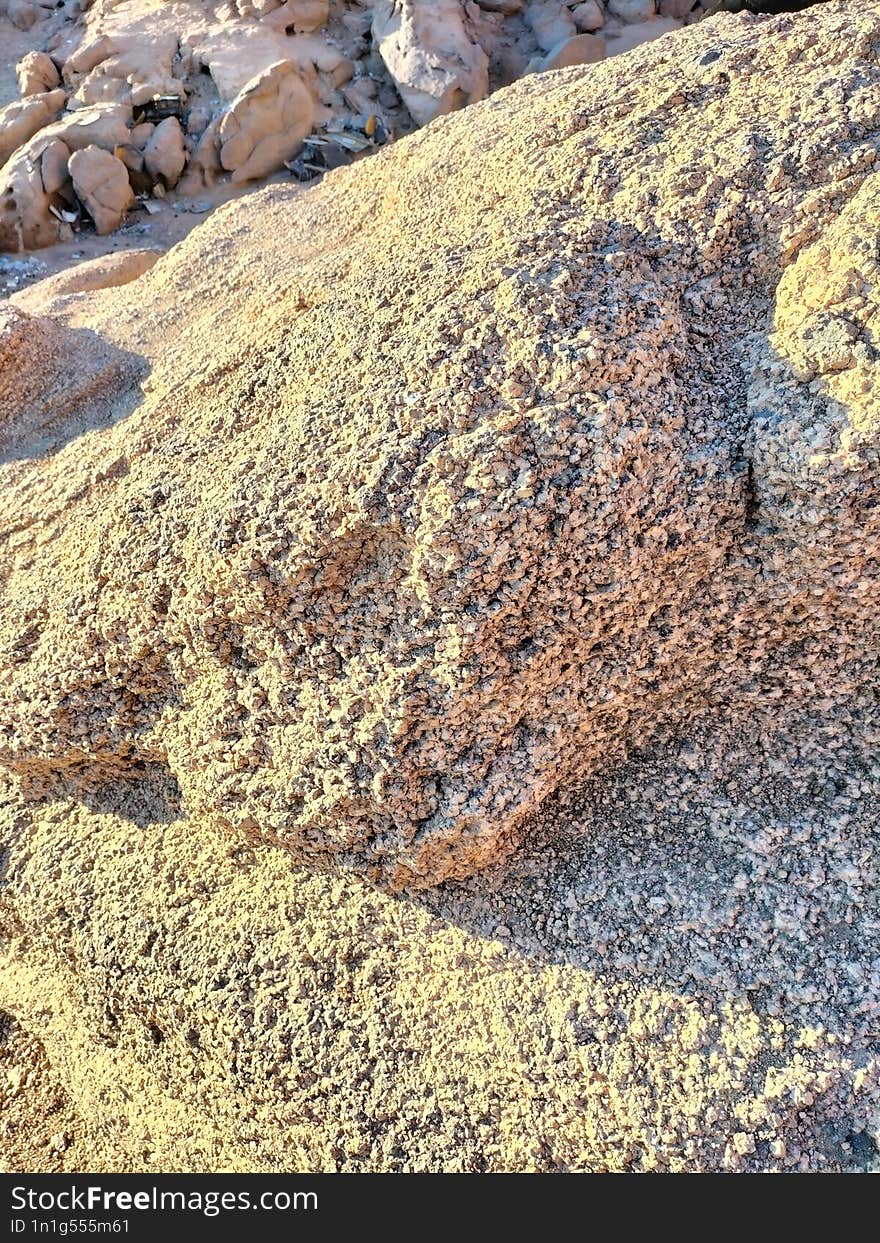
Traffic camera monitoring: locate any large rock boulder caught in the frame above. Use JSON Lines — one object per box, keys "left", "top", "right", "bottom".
{"left": 1, "top": 1, "right": 879, "bottom": 889}
{"left": 218, "top": 60, "right": 315, "bottom": 183}
{"left": 372, "top": 0, "right": 490, "bottom": 125}
{"left": 68, "top": 145, "right": 134, "bottom": 234}
{"left": 0, "top": 91, "right": 66, "bottom": 169}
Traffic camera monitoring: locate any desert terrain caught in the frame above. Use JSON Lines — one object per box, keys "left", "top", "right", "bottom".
{"left": 1, "top": 0, "right": 879, "bottom": 1173}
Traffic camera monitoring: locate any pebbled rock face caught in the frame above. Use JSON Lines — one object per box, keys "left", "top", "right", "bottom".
{"left": 1, "top": 1, "right": 879, "bottom": 888}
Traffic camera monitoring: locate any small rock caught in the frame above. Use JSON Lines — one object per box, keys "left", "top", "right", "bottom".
{"left": 16, "top": 52, "right": 61, "bottom": 98}
{"left": 608, "top": 0, "right": 657, "bottom": 19}
{"left": 526, "top": 2, "right": 577, "bottom": 53}
{"left": 540, "top": 33, "right": 606, "bottom": 72}
{"left": 40, "top": 139, "right": 71, "bottom": 195}
{"left": 130, "top": 123, "right": 155, "bottom": 150}
{"left": 0, "top": 91, "right": 66, "bottom": 170}
{"left": 571, "top": 1, "right": 606, "bottom": 31}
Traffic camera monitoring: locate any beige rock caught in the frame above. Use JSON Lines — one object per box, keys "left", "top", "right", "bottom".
{"left": 178, "top": 114, "right": 222, "bottom": 192}
{"left": 6, "top": 0, "right": 46, "bottom": 31}
{"left": 526, "top": 2, "right": 577, "bottom": 53}
{"left": 31, "top": 105, "right": 132, "bottom": 161}
{"left": 0, "top": 106, "right": 131, "bottom": 253}
{"left": 218, "top": 61, "right": 315, "bottom": 184}
{"left": 130, "top": 80, "right": 187, "bottom": 109}
{"left": 475, "top": 0, "right": 525, "bottom": 12}
{"left": 2, "top": 0, "right": 880, "bottom": 1179}
{"left": 262, "top": 0, "right": 329, "bottom": 32}
{"left": 16, "top": 51, "right": 61, "bottom": 98}
{"left": 143, "top": 117, "right": 186, "bottom": 188}
{"left": 571, "top": 1, "right": 606, "bottom": 31}
{"left": 72, "top": 71, "right": 132, "bottom": 108}
{"left": 39, "top": 139, "right": 71, "bottom": 195}
{"left": 2, "top": 0, "right": 879, "bottom": 888}
{"left": 0, "top": 153, "right": 56, "bottom": 252}
{"left": 608, "top": 0, "right": 656, "bottom": 19}
{"left": 0, "top": 91, "right": 66, "bottom": 170}
{"left": 540, "top": 32, "right": 606, "bottom": 71}
{"left": 62, "top": 36, "right": 114, "bottom": 81}
{"left": 68, "top": 145, "right": 134, "bottom": 235}
{"left": 0, "top": 302, "right": 141, "bottom": 456}
{"left": 372, "top": 0, "right": 489, "bottom": 125}
{"left": 129, "top": 122, "right": 155, "bottom": 149}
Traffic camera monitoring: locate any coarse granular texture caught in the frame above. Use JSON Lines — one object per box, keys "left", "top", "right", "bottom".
{"left": 1, "top": 712, "right": 879, "bottom": 1172}
{"left": 0, "top": 0, "right": 879, "bottom": 1171}
{"left": 2, "top": 0, "right": 880, "bottom": 885}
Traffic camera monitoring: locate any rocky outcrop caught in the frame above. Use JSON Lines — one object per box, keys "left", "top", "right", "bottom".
{"left": 1, "top": 1, "right": 878, "bottom": 888}
{"left": 0, "top": 1, "right": 718, "bottom": 250}
{"left": 0, "top": 105, "right": 132, "bottom": 250}
{"left": 67, "top": 146, "right": 134, "bottom": 233}
{"left": 1, "top": 0, "right": 879, "bottom": 1177}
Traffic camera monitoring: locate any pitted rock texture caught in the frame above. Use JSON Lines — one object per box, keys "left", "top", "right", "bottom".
{"left": 1, "top": 1, "right": 879, "bottom": 890}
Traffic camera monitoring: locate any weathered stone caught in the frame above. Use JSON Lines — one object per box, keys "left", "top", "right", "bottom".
{"left": 571, "top": 1, "right": 606, "bottom": 31}
{"left": 526, "top": 2, "right": 577, "bottom": 52}
{"left": 68, "top": 145, "right": 134, "bottom": 234}
{"left": 608, "top": 0, "right": 657, "bottom": 19}
{"left": 39, "top": 139, "right": 71, "bottom": 194}
{"left": 261, "top": 0, "right": 329, "bottom": 32}
{"left": 539, "top": 32, "right": 606, "bottom": 70}
{"left": 372, "top": 0, "right": 489, "bottom": 125}
{"left": 143, "top": 116, "right": 186, "bottom": 188}
{"left": 218, "top": 61, "right": 315, "bottom": 183}
{"left": 659, "top": 0, "right": 697, "bottom": 16}
{"left": 0, "top": 91, "right": 66, "bottom": 169}
{"left": 16, "top": 51, "right": 61, "bottom": 97}
{"left": 11, "top": 249, "right": 163, "bottom": 310}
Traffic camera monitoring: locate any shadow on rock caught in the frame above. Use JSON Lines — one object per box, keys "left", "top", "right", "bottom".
{"left": 0, "top": 303, "right": 147, "bottom": 463}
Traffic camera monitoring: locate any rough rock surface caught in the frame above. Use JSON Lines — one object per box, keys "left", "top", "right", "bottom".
{"left": 1, "top": 0, "right": 879, "bottom": 889}
{"left": 217, "top": 60, "right": 315, "bottom": 183}
{"left": 16, "top": 50, "right": 60, "bottom": 98}
{"left": 0, "top": 0, "right": 879, "bottom": 1173}
{"left": 0, "top": 89, "right": 64, "bottom": 168}
{"left": 373, "top": 0, "right": 490, "bottom": 123}
{"left": 67, "top": 145, "right": 133, "bottom": 234}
